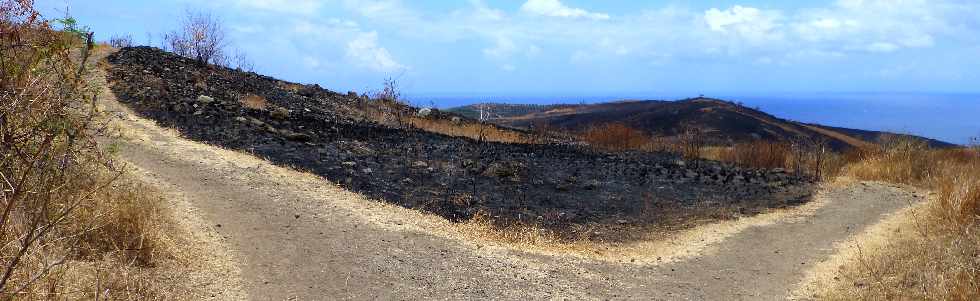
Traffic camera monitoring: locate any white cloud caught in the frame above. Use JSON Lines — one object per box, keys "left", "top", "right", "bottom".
{"left": 468, "top": 0, "right": 505, "bottom": 21}
{"left": 866, "top": 42, "right": 899, "bottom": 53}
{"left": 346, "top": 32, "right": 406, "bottom": 73}
{"left": 234, "top": 0, "right": 323, "bottom": 15}
{"left": 293, "top": 19, "right": 359, "bottom": 36}
{"left": 221, "top": 0, "right": 979, "bottom": 75}
{"left": 788, "top": 0, "right": 957, "bottom": 53}
{"left": 482, "top": 37, "right": 543, "bottom": 61}
{"left": 793, "top": 18, "right": 860, "bottom": 42}
{"left": 704, "top": 6, "right": 783, "bottom": 43}
{"left": 520, "top": 0, "right": 610, "bottom": 20}
{"left": 599, "top": 38, "right": 631, "bottom": 56}
{"left": 483, "top": 36, "right": 518, "bottom": 59}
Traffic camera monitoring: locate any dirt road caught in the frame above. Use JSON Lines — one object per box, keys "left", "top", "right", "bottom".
{"left": 95, "top": 58, "right": 921, "bottom": 301}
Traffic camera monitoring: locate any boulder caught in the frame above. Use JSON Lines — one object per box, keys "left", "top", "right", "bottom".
{"left": 280, "top": 129, "right": 313, "bottom": 142}
{"left": 483, "top": 162, "right": 519, "bottom": 178}
{"left": 197, "top": 95, "right": 215, "bottom": 104}
{"left": 247, "top": 117, "right": 265, "bottom": 127}
{"left": 271, "top": 107, "right": 290, "bottom": 120}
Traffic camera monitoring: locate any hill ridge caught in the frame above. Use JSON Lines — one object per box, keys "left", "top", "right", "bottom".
{"left": 448, "top": 98, "right": 955, "bottom": 150}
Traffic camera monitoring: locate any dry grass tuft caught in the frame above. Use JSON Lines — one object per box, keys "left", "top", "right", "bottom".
{"left": 406, "top": 117, "right": 528, "bottom": 143}
{"left": 580, "top": 123, "right": 653, "bottom": 151}
{"left": 354, "top": 94, "right": 532, "bottom": 143}
{"left": 239, "top": 93, "right": 268, "bottom": 111}
{"left": 577, "top": 123, "right": 708, "bottom": 160}
{"left": 716, "top": 141, "right": 792, "bottom": 169}
{"left": 814, "top": 137, "right": 980, "bottom": 300}
{"left": 11, "top": 174, "right": 181, "bottom": 300}
{"left": 843, "top": 137, "right": 934, "bottom": 184}
{"left": 460, "top": 212, "right": 571, "bottom": 248}
{"left": 0, "top": 3, "right": 185, "bottom": 299}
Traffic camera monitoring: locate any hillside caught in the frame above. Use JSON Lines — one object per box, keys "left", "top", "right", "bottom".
{"left": 96, "top": 48, "right": 939, "bottom": 301}
{"left": 98, "top": 47, "right": 970, "bottom": 301}
{"left": 449, "top": 98, "right": 955, "bottom": 151}
{"left": 105, "top": 46, "right": 815, "bottom": 240}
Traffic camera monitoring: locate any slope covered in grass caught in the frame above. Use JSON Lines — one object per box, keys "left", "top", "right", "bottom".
{"left": 812, "top": 139, "right": 980, "bottom": 300}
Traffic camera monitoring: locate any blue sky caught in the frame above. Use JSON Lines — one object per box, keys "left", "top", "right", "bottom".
{"left": 39, "top": 0, "right": 980, "bottom": 95}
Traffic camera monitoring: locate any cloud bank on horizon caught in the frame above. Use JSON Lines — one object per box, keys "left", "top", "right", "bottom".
{"left": 41, "top": 0, "right": 980, "bottom": 94}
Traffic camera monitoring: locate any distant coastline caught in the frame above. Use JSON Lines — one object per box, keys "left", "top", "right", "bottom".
{"left": 409, "top": 92, "right": 980, "bottom": 145}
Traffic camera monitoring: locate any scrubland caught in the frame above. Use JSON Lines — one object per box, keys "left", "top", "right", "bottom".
{"left": 1, "top": 2, "right": 198, "bottom": 299}
{"left": 813, "top": 139, "right": 980, "bottom": 300}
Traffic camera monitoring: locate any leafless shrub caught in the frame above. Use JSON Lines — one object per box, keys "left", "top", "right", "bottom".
{"left": 375, "top": 76, "right": 401, "bottom": 103}
{"left": 0, "top": 2, "right": 173, "bottom": 298}
{"left": 718, "top": 141, "right": 791, "bottom": 169}
{"left": 108, "top": 34, "right": 132, "bottom": 48}
{"left": 677, "top": 128, "right": 705, "bottom": 160}
{"left": 524, "top": 120, "right": 560, "bottom": 145}
{"left": 163, "top": 9, "right": 227, "bottom": 65}
{"left": 369, "top": 77, "right": 409, "bottom": 128}
{"left": 970, "top": 136, "right": 980, "bottom": 155}
{"left": 789, "top": 135, "right": 833, "bottom": 178}
{"left": 1, "top": 3, "right": 101, "bottom": 295}
{"left": 580, "top": 123, "right": 652, "bottom": 152}
{"left": 230, "top": 48, "right": 254, "bottom": 72}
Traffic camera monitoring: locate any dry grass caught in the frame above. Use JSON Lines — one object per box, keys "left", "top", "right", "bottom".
{"left": 9, "top": 174, "right": 182, "bottom": 300}
{"left": 700, "top": 140, "right": 855, "bottom": 180}
{"left": 716, "top": 141, "right": 792, "bottom": 169}
{"left": 580, "top": 123, "right": 653, "bottom": 151}
{"left": 238, "top": 93, "right": 268, "bottom": 111}
{"left": 577, "top": 123, "right": 709, "bottom": 159}
{"left": 0, "top": 3, "right": 187, "bottom": 299}
{"left": 406, "top": 117, "right": 527, "bottom": 143}
{"left": 354, "top": 96, "right": 532, "bottom": 143}
{"left": 576, "top": 122, "right": 847, "bottom": 180}
{"left": 843, "top": 137, "right": 936, "bottom": 185}
{"left": 813, "top": 138, "right": 980, "bottom": 300}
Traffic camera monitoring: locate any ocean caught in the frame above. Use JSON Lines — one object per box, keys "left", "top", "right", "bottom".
{"left": 406, "top": 92, "right": 980, "bottom": 145}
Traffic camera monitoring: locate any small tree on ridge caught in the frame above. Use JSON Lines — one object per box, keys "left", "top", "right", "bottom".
{"left": 163, "top": 10, "right": 226, "bottom": 65}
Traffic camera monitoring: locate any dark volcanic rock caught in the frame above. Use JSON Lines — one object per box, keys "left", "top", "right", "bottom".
{"left": 106, "top": 46, "right": 815, "bottom": 230}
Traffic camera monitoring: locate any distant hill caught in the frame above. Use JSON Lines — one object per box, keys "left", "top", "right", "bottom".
{"left": 448, "top": 98, "right": 955, "bottom": 151}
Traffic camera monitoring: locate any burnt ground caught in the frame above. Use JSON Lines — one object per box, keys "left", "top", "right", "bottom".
{"left": 105, "top": 46, "right": 814, "bottom": 240}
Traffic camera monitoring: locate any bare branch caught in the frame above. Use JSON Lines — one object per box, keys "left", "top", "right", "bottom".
{"left": 163, "top": 9, "right": 227, "bottom": 65}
